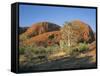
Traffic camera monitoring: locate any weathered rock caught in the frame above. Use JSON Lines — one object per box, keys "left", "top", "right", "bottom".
{"left": 69, "top": 20, "right": 95, "bottom": 43}
{"left": 19, "top": 27, "right": 28, "bottom": 34}
{"left": 20, "top": 20, "right": 95, "bottom": 46}
{"left": 23, "top": 31, "right": 61, "bottom": 46}
{"left": 23, "top": 22, "right": 60, "bottom": 38}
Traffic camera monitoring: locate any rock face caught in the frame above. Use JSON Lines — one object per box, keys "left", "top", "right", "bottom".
{"left": 68, "top": 20, "right": 95, "bottom": 43}
{"left": 19, "top": 27, "right": 28, "bottom": 34}
{"left": 20, "top": 20, "right": 95, "bottom": 46}
{"left": 23, "top": 31, "right": 61, "bottom": 46}
{"left": 23, "top": 22, "right": 61, "bottom": 38}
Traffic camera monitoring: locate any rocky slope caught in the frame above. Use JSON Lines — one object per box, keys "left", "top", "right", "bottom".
{"left": 20, "top": 22, "right": 61, "bottom": 39}
{"left": 67, "top": 20, "right": 95, "bottom": 43}
{"left": 23, "top": 31, "right": 61, "bottom": 46}
{"left": 21, "top": 20, "right": 95, "bottom": 46}
{"left": 19, "top": 27, "right": 29, "bottom": 34}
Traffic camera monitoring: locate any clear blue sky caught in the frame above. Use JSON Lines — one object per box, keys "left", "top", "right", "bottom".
{"left": 19, "top": 4, "right": 96, "bottom": 31}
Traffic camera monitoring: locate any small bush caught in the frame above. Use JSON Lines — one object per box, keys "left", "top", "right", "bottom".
{"left": 45, "top": 45, "right": 59, "bottom": 55}
{"left": 19, "top": 34, "right": 28, "bottom": 42}
{"left": 19, "top": 46, "right": 26, "bottom": 54}
{"left": 34, "top": 47, "right": 46, "bottom": 55}
{"left": 20, "top": 44, "right": 60, "bottom": 64}
{"left": 70, "top": 47, "right": 79, "bottom": 57}
{"left": 48, "top": 34, "right": 55, "bottom": 40}
{"left": 78, "top": 42, "right": 88, "bottom": 52}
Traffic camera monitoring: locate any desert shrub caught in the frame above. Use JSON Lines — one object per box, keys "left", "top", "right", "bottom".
{"left": 21, "top": 46, "right": 33, "bottom": 59}
{"left": 78, "top": 42, "right": 88, "bottom": 52}
{"left": 45, "top": 46, "right": 54, "bottom": 54}
{"left": 69, "top": 47, "right": 79, "bottom": 57}
{"left": 48, "top": 34, "right": 55, "bottom": 40}
{"left": 45, "top": 44, "right": 59, "bottom": 55}
{"left": 20, "top": 43, "right": 60, "bottom": 63}
{"left": 60, "top": 22, "right": 80, "bottom": 47}
{"left": 24, "top": 46, "right": 47, "bottom": 58}
{"left": 24, "top": 46, "right": 49, "bottom": 64}
{"left": 59, "top": 40, "right": 68, "bottom": 51}
{"left": 34, "top": 47, "right": 46, "bottom": 55}
{"left": 19, "top": 46, "right": 26, "bottom": 54}
{"left": 59, "top": 40, "right": 80, "bottom": 57}
{"left": 19, "top": 34, "right": 28, "bottom": 41}
{"left": 69, "top": 42, "right": 88, "bottom": 57}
